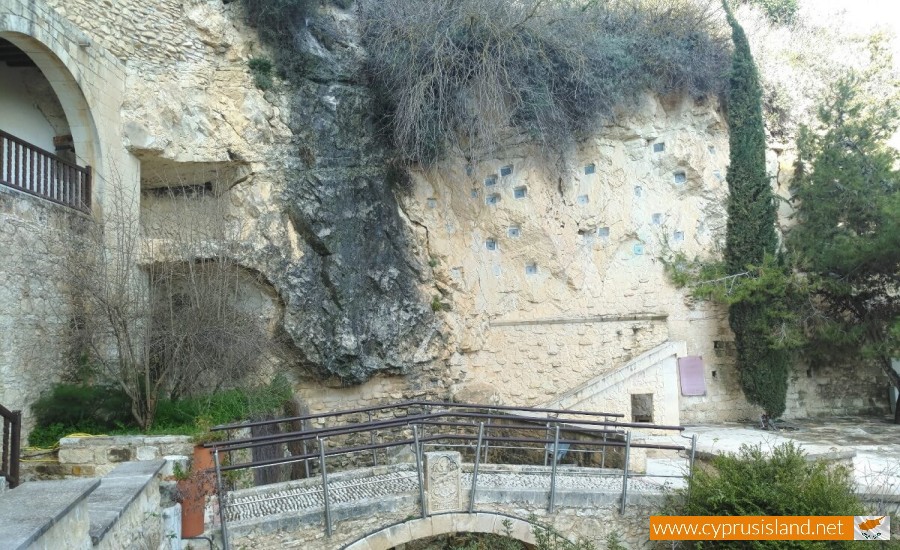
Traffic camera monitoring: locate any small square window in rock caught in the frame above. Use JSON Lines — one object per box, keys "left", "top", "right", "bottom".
{"left": 708, "top": 145, "right": 716, "bottom": 154}
{"left": 584, "top": 163, "right": 596, "bottom": 175}
{"left": 673, "top": 230, "right": 684, "bottom": 242}
{"left": 507, "top": 226, "right": 521, "bottom": 238}
{"left": 597, "top": 227, "right": 610, "bottom": 238}
{"left": 634, "top": 186, "right": 642, "bottom": 197}
{"left": 486, "top": 193, "right": 501, "bottom": 205}
{"left": 426, "top": 198, "right": 437, "bottom": 208}
{"left": 525, "top": 263, "right": 538, "bottom": 275}
{"left": 633, "top": 243, "right": 645, "bottom": 255}
{"left": 485, "top": 238, "right": 497, "bottom": 251}
{"left": 651, "top": 213, "right": 662, "bottom": 225}
{"left": 673, "top": 172, "right": 687, "bottom": 185}
{"left": 470, "top": 188, "right": 479, "bottom": 198}
{"left": 631, "top": 393, "right": 653, "bottom": 423}
{"left": 653, "top": 142, "right": 665, "bottom": 153}
{"left": 513, "top": 186, "right": 527, "bottom": 199}
{"left": 484, "top": 176, "right": 497, "bottom": 187}
{"left": 500, "top": 165, "right": 513, "bottom": 177}
{"left": 577, "top": 194, "right": 590, "bottom": 205}
{"left": 466, "top": 165, "right": 475, "bottom": 177}
{"left": 713, "top": 170, "right": 722, "bottom": 181}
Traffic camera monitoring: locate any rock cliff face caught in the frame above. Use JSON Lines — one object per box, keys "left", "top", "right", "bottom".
{"left": 7, "top": 0, "right": 888, "bottom": 423}
{"left": 274, "top": 76, "right": 441, "bottom": 383}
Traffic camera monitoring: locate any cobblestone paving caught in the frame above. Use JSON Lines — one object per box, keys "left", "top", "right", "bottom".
{"left": 226, "top": 465, "right": 667, "bottom": 522}
{"left": 461, "top": 470, "right": 663, "bottom": 493}
{"left": 225, "top": 468, "right": 420, "bottom": 522}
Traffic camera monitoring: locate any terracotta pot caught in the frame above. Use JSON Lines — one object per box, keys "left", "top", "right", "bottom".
{"left": 177, "top": 478, "right": 205, "bottom": 538}
{"left": 192, "top": 445, "right": 216, "bottom": 494}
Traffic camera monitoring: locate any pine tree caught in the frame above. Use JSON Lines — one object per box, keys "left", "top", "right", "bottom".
{"left": 790, "top": 74, "right": 900, "bottom": 423}
{"left": 722, "top": 1, "right": 792, "bottom": 417}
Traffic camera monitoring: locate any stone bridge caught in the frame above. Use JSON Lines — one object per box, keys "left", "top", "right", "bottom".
{"left": 206, "top": 401, "right": 694, "bottom": 549}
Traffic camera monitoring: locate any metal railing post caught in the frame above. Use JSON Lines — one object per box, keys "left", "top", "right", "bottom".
{"left": 301, "top": 419, "right": 310, "bottom": 478}
{"left": 413, "top": 425, "right": 426, "bottom": 518}
{"left": 483, "top": 416, "right": 491, "bottom": 464}
{"left": 319, "top": 439, "right": 332, "bottom": 536}
{"left": 688, "top": 434, "right": 697, "bottom": 496}
{"left": 368, "top": 411, "right": 377, "bottom": 466}
{"left": 620, "top": 431, "right": 632, "bottom": 514}
{"left": 601, "top": 415, "right": 609, "bottom": 469}
{"left": 549, "top": 424, "right": 560, "bottom": 513}
{"left": 468, "top": 422, "right": 485, "bottom": 513}
{"left": 543, "top": 420, "right": 551, "bottom": 466}
{"left": 214, "top": 448, "right": 230, "bottom": 550}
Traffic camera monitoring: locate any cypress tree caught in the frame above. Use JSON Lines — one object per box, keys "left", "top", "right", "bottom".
{"left": 722, "top": 2, "right": 790, "bottom": 417}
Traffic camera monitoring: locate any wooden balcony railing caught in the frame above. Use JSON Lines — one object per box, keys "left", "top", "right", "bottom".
{"left": 1, "top": 129, "right": 91, "bottom": 213}
{"left": 0, "top": 403, "right": 21, "bottom": 489}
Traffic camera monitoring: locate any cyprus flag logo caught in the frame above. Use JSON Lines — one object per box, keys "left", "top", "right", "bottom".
{"left": 854, "top": 516, "right": 890, "bottom": 540}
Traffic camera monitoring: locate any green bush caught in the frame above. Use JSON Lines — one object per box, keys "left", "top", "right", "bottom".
{"left": 357, "top": 0, "right": 729, "bottom": 166}
{"left": 248, "top": 57, "right": 275, "bottom": 90}
{"left": 31, "top": 384, "right": 133, "bottom": 433}
{"left": 29, "top": 377, "right": 292, "bottom": 446}
{"left": 668, "top": 442, "right": 863, "bottom": 548}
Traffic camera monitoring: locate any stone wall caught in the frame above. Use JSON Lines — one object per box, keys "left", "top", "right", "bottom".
{"left": 0, "top": 189, "right": 91, "bottom": 432}
{"left": 58, "top": 435, "right": 193, "bottom": 477}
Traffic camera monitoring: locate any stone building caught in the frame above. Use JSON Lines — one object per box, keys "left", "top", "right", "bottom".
{"left": 0, "top": 0, "right": 892, "bottom": 435}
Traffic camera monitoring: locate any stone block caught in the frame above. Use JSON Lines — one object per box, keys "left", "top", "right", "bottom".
{"left": 107, "top": 447, "right": 133, "bottom": 463}
{"left": 58, "top": 447, "right": 93, "bottom": 464}
{"left": 136, "top": 446, "right": 160, "bottom": 461}
{"left": 424, "top": 452, "right": 462, "bottom": 513}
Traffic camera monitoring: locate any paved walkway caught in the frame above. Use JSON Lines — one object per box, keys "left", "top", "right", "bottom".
{"left": 649, "top": 416, "right": 900, "bottom": 499}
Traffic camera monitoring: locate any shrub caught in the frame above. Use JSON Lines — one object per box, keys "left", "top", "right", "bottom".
{"left": 248, "top": 57, "right": 274, "bottom": 90}
{"left": 668, "top": 442, "right": 863, "bottom": 548}
{"left": 358, "top": 0, "right": 729, "bottom": 166}
{"left": 28, "top": 377, "right": 292, "bottom": 445}
{"left": 31, "top": 384, "right": 133, "bottom": 434}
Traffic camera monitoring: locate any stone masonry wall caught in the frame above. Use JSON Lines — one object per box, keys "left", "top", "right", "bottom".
{"left": 0, "top": 190, "right": 92, "bottom": 432}
{"left": 58, "top": 435, "right": 193, "bottom": 477}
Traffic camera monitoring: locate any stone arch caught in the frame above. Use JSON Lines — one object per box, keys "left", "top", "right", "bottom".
{"left": 343, "top": 512, "right": 540, "bottom": 550}
{"left": 0, "top": 18, "right": 103, "bottom": 202}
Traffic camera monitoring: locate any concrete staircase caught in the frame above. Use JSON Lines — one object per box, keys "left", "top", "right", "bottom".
{"left": 544, "top": 340, "right": 686, "bottom": 426}
{"left": 0, "top": 460, "right": 164, "bottom": 549}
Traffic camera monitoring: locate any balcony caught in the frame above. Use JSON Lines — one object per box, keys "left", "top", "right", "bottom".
{"left": 1, "top": 129, "right": 92, "bottom": 213}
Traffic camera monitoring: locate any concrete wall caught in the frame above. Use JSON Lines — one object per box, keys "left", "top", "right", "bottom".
{"left": 0, "top": 63, "right": 68, "bottom": 151}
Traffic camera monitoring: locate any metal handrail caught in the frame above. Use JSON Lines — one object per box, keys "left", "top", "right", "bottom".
{"left": 0, "top": 403, "right": 21, "bottom": 489}
{"left": 211, "top": 399, "right": 625, "bottom": 432}
{"left": 206, "top": 401, "right": 697, "bottom": 547}
{"left": 0, "top": 129, "right": 91, "bottom": 213}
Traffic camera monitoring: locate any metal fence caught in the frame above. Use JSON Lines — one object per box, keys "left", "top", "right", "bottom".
{"left": 205, "top": 401, "right": 697, "bottom": 548}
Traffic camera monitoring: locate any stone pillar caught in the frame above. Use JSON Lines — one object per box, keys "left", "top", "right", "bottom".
{"left": 424, "top": 452, "right": 462, "bottom": 514}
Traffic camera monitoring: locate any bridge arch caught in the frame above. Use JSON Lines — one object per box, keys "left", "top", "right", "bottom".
{"left": 343, "top": 512, "right": 540, "bottom": 550}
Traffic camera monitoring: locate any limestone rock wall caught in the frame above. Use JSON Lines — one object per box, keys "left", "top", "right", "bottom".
{"left": 2, "top": 0, "right": 890, "bottom": 429}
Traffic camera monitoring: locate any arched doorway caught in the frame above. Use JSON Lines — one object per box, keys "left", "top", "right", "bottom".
{"left": 0, "top": 28, "right": 101, "bottom": 212}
